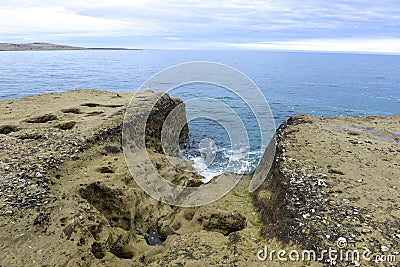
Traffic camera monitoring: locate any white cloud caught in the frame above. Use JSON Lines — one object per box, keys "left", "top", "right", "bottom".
{"left": 0, "top": 7, "right": 132, "bottom": 34}
{"left": 227, "top": 38, "right": 400, "bottom": 54}
{"left": 1, "top": 0, "right": 154, "bottom": 9}
{"left": 0, "top": 5, "right": 169, "bottom": 39}
{"left": 0, "top": 0, "right": 399, "bottom": 52}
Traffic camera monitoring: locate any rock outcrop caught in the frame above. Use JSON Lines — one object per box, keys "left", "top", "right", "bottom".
{"left": 1, "top": 90, "right": 398, "bottom": 266}
{"left": 254, "top": 114, "right": 400, "bottom": 265}
{"left": 0, "top": 42, "right": 136, "bottom": 51}
{"left": 0, "top": 90, "right": 264, "bottom": 266}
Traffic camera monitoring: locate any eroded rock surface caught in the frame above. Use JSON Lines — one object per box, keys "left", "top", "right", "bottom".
{"left": 254, "top": 114, "right": 400, "bottom": 265}
{"left": 2, "top": 90, "right": 397, "bottom": 266}
{"left": 0, "top": 90, "right": 271, "bottom": 267}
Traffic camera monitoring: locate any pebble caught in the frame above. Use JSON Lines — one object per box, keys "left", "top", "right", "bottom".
{"left": 361, "top": 229, "right": 371, "bottom": 234}
{"left": 0, "top": 127, "right": 87, "bottom": 214}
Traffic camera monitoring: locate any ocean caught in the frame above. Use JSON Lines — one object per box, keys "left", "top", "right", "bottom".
{"left": 1, "top": 50, "right": 399, "bottom": 179}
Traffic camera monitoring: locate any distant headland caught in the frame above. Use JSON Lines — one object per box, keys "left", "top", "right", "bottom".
{"left": 0, "top": 42, "right": 141, "bottom": 51}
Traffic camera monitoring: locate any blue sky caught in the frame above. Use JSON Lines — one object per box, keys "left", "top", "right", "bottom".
{"left": 0, "top": 0, "right": 399, "bottom": 53}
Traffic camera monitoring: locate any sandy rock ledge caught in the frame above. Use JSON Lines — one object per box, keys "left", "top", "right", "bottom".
{"left": 0, "top": 90, "right": 275, "bottom": 266}
{"left": 1, "top": 90, "right": 398, "bottom": 266}
{"left": 254, "top": 114, "right": 400, "bottom": 265}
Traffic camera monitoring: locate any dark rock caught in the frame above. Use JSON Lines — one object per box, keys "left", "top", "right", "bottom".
{"left": 63, "top": 224, "right": 76, "bottom": 240}
{"left": 228, "top": 232, "right": 240, "bottom": 243}
{"left": 147, "top": 231, "right": 163, "bottom": 246}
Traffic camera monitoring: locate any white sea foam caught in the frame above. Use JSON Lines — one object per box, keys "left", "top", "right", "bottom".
{"left": 192, "top": 156, "right": 224, "bottom": 182}
{"left": 181, "top": 145, "right": 262, "bottom": 183}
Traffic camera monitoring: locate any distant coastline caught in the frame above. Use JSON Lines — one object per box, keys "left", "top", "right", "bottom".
{"left": 0, "top": 42, "right": 141, "bottom": 51}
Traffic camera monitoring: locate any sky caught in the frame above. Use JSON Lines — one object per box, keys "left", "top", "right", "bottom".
{"left": 0, "top": 0, "right": 399, "bottom": 53}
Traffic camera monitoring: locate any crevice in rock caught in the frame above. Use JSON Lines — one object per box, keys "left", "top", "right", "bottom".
{"left": 91, "top": 242, "right": 105, "bottom": 259}
{"left": 104, "top": 104, "right": 124, "bottom": 108}
{"left": 106, "top": 231, "right": 134, "bottom": 259}
{"left": 96, "top": 166, "right": 115, "bottom": 174}
{"left": 196, "top": 210, "right": 247, "bottom": 236}
{"left": 56, "top": 121, "right": 76, "bottom": 130}
{"left": 81, "top": 103, "right": 101, "bottom": 107}
{"left": 61, "top": 107, "right": 81, "bottom": 114}
{"left": 79, "top": 182, "right": 130, "bottom": 231}
{"left": 0, "top": 125, "right": 19, "bottom": 134}
{"left": 85, "top": 111, "right": 104, "bottom": 116}
{"left": 17, "top": 132, "right": 43, "bottom": 140}
{"left": 25, "top": 114, "right": 58, "bottom": 123}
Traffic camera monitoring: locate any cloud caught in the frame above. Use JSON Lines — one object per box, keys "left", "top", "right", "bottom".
{"left": 0, "top": 7, "right": 119, "bottom": 34}
{"left": 0, "top": 0, "right": 399, "bottom": 51}
{"left": 227, "top": 38, "right": 400, "bottom": 54}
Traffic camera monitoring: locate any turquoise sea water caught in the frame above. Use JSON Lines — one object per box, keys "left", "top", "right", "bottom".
{"left": 1, "top": 50, "right": 399, "bottom": 177}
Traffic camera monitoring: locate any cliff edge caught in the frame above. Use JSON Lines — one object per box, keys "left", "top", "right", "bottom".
{"left": 254, "top": 114, "right": 399, "bottom": 265}
{"left": 0, "top": 90, "right": 276, "bottom": 266}
{"left": 0, "top": 90, "right": 398, "bottom": 266}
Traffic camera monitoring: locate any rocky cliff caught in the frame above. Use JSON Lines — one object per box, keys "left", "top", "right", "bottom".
{"left": 254, "top": 114, "right": 399, "bottom": 265}
{"left": 0, "top": 90, "right": 398, "bottom": 266}
{"left": 0, "top": 90, "right": 271, "bottom": 266}
{"left": 0, "top": 42, "right": 136, "bottom": 51}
